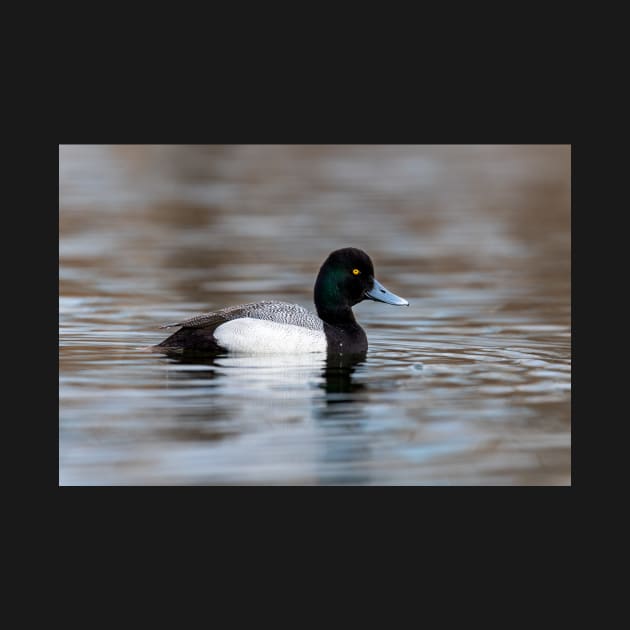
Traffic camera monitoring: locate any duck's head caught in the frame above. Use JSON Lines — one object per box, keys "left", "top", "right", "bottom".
{"left": 314, "top": 248, "right": 409, "bottom": 316}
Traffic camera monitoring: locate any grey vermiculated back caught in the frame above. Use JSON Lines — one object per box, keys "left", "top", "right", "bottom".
{"left": 160, "top": 301, "right": 325, "bottom": 331}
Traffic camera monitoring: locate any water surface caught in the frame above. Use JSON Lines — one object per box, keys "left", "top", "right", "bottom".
{"left": 59, "top": 145, "right": 571, "bottom": 485}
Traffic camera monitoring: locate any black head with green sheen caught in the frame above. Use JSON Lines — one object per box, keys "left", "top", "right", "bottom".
{"left": 314, "top": 248, "right": 408, "bottom": 320}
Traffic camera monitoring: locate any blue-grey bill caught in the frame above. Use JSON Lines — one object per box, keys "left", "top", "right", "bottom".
{"left": 365, "top": 278, "right": 409, "bottom": 306}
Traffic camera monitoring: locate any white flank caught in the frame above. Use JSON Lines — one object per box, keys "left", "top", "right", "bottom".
{"left": 213, "top": 318, "right": 327, "bottom": 354}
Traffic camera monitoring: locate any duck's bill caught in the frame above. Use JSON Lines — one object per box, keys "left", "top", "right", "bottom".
{"left": 365, "top": 278, "right": 409, "bottom": 306}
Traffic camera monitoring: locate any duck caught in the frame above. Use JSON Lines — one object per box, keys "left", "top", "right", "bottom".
{"left": 156, "top": 247, "right": 408, "bottom": 354}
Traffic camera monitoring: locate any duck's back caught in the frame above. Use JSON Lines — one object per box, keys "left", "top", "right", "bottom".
{"left": 157, "top": 301, "right": 325, "bottom": 353}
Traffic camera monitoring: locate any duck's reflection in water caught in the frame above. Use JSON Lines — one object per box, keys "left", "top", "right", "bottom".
{"left": 314, "top": 352, "right": 372, "bottom": 484}
{"left": 160, "top": 348, "right": 366, "bottom": 396}
{"left": 319, "top": 351, "right": 367, "bottom": 398}
{"left": 158, "top": 349, "right": 370, "bottom": 484}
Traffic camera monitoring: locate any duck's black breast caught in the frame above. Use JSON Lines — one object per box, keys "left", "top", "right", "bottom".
{"left": 323, "top": 322, "right": 368, "bottom": 354}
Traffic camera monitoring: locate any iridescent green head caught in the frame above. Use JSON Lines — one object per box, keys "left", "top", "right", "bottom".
{"left": 313, "top": 248, "right": 408, "bottom": 321}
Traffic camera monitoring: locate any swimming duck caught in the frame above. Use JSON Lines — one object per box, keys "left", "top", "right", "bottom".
{"left": 156, "top": 247, "right": 408, "bottom": 354}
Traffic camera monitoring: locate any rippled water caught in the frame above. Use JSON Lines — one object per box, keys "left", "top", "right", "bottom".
{"left": 59, "top": 145, "right": 571, "bottom": 485}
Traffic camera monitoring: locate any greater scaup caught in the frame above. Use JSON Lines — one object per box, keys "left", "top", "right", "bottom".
{"left": 156, "top": 247, "right": 408, "bottom": 354}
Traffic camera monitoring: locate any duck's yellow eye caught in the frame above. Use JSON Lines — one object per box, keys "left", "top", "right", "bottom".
{"left": 352, "top": 268, "right": 361, "bottom": 276}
